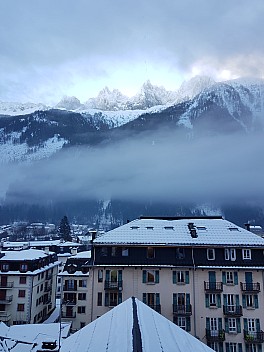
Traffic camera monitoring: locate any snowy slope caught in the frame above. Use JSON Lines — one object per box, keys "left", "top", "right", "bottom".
{"left": 0, "top": 101, "right": 48, "bottom": 116}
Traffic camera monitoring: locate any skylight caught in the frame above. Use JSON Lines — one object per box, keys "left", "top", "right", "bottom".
{"left": 146, "top": 227, "right": 154, "bottom": 230}
{"left": 164, "top": 226, "right": 174, "bottom": 230}
{"left": 130, "top": 226, "right": 140, "bottom": 230}
{"left": 197, "top": 226, "right": 207, "bottom": 231}
{"left": 228, "top": 227, "right": 239, "bottom": 231}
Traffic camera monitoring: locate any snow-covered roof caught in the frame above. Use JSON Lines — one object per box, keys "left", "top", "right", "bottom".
{"left": 73, "top": 251, "right": 91, "bottom": 259}
{"left": 1, "top": 240, "right": 82, "bottom": 248}
{"left": 0, "top": 249, "right": 53, "bottom": 261}
{"left": 61, "top": 297, "right": 213, "bottom": 352}
{"left": 93, "top": 218, "right": 264, "bottom": 247}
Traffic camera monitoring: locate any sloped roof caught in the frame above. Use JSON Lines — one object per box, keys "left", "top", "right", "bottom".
{"left": 93, "top": 218, "right": 264, "bottom": 247}
{"left": 61, "top": 297, "right": 213, "bottom": 352}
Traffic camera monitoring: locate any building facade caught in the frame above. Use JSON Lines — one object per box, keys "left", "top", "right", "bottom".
{"left": 61, "top": 217, "right": 264, "bottom": 352}
{"left": 0, "top": 249, "right": 59, "bottom": 325}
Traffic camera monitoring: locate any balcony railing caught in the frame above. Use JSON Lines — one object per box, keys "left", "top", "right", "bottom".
{"left": 206, "top": 329, "right": 225, "bottom": 342}
{"left": 104, "top": 280, "right": 123, "bottom": 291}
{"left": 173, "top": 304, "right": 192, "bottom": 315}
{"left": 61, "top": 311, "right": 76, "bottom": 318}
{"left": 0, "top": 282, "right": 13, "bottom": 288}
{"left": 244, "top": 330, "right": 264, "bottom": 343}
{"left": 0, "top": 311, "right": 11, "bottom": 321}
{"left": 223, "top": 305, "right": 243, "bottom": 317}
{"left": 0, "top": 295, "right": 13, "bottom": 304}
{"left": 63, "top": 285, "right": 77, "bottom": 291}
{"left": 204, "top": 282, "right": 223, "bottom": 292}
{"left": 147, "top": 304, "right": 161, "bottom": 313}
{"left": 62, "top": 299, "right": 76, "bottom": 306}
{"left": 240, "top": 282, "right": 260, "bottom": 293}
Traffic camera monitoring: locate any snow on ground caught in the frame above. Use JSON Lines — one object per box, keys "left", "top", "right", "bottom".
{"left": 0, "top": 102, "right": 49, "bottom": 116}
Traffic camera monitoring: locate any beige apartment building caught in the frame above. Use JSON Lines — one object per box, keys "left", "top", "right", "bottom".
{"left": 61, "top": 217, "right": 264, "bottom": 352}
{"left": 0, "top": 249, "right": 59, "bottom": 325}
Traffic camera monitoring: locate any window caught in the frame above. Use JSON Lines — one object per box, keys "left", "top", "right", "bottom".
{"left": 247, "top": 344, "right": 257, "bottom": 352}
{"left": 18, "top": 290, "right": 25, "bottom": 298}
{"left": 177, "top": 316, "right": 186, "bottom": 330}
{"left": 225, "top": 248, "right": 236, "bottom": 261}
{"left": 1, "top": 264, "right": 9, "bottom": 272}
{"left": 111, "top": 247, "right": 117, "bottom": 257}
{"left": 197, "top": 226, "right": 207, "bottom": 231}
{"left": 146, "top": 227, "right": 154, "bottom": 230}
{"left": 97, "top": 292, "right": 102, "bottom": 306}
{"left": 228, "top": 318, "right": 237, "bottom": 333}
{"left": 208, "top": 342, "right": 220, "bottom": 352}
{"left": 207, "top": 248, "right": 215, "bottom": 260}
{"left": 164, "top": 226, "right": 174, "bottom": 230}
{"left": 243, "top": 249, "right": 251, "bottom": 260}
{"left": 20, "top": 264, "right": 28, "bottom": 272}
{"left": 100, "top": 247, "right": 108, "bottom": 257}
{"left": 209, "top": 294, "right": 217, "bottom": 307}
{"left": 147, "top": 247, "right": 155, "bottom": 259}
{"left": 244, "top": 294, "right": 257, "bottom": 308}
{"left": 130, "top": 226, "right": 139, "bottom": 230}
{"left": 37, "top": 286, "right": 39, "bottom": 294}
{"left": 226, "top": 271, "right": 234, "bottom": 284}
{"left": 79, "top": 280, "right": 87, "bottom": 288}
{"left": 229, "top": 227, "right": 239, "bottom": 231}
{"left": 41, "top": 272, "right": 44, "bottom": 279}
{"left": 19, "top": 276, "right": 27, "bottom": 284}
{"left": 173, "top": 270, "right": 189, "bottom": 284}
{"left": 122, "top": 247, "right": 128, "bottom": 256}
{"left": 248, "top": 318, "right": 256, "bottom": 332}
{"left": 80, "top": 322, "right": 85, "bottom": 328}
{"left": 225, "top": 343, "right": 240, "bottom": 352}
{"left": 109, "top": 292, "right": 118, "bottom": 306}
{"left": 176, "top": 248, "right": 185, "bottom": 259}
{"left": 17, "top": 304, "right": 25, "bottom": 311}
{"left": 41, "top": 284, "right": 43, "bottom": 291}
{"left": 98, "top": 269, "right": 103, "bottom": 282}
{"left": 78, "top": 293, "right": 86, "bottom": 300}
{"left": 77, "top": 306, "right": 86, "bottom": 314}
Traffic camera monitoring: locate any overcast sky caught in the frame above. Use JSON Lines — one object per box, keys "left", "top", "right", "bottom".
{"left": 1, "top": 0, "right": 264, "bottom": 104}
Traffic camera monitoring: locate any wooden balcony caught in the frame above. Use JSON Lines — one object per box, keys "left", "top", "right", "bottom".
{"left": 223, "top": 305, "right": 243, "bottom": 317}
{"left": 204, "top": 282, "right": 223, "bottom": 292}
{"left": 244, "top": 330, "right": 264, "bottom": 343}
{"left": 0, "top": 282, "right": 13, "bottom": 288}
{"left": 206, "top": 329, "right": 225, "bottom": 342}
{"left": 104, "top": 280, "right": 123, "bottom": 291}
{"left": 240, "top": 282, "right": 260, "bottom": 293}
{"left": 173, "top": 304, "right": 192, "bottom": 316}
{"left": 0, "top": 295, "right": 13, "bottom": 304}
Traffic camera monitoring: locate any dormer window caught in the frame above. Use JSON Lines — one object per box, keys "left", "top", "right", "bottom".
{"left": 176, "top": 248, "right": 185, "bottom": 259}
{"left": 20, "top": 264, "right": 28, "bottom": 272}
{"left": 242, "top": 249, "right": 251, "bottom": 260}
{"left": 225, "top": 248, "right": 236, "bottom": 261}
{"left": 164, "top": 226, "right": 174, "bottom": 230}
{"left": 131, "top": 226, "right": 139, "bottom": 230}
{"left": 1, "top": 264, "right": 9, "bottom": 272}
{"left": 207, "top": 248, "right": 215, "bottom": 260}
{"left": 147, "top": 247, "right": 155, "bottom": 259}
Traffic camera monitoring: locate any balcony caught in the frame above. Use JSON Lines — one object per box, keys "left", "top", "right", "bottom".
{"left": 43, "top": 298, "right": 52, "bottom": 305}
{"left": 204, "top": 282, "right": 223, "bottom": 292}
{"left": 206, "top": 329, "right": 225, "bottom": 342}
{"left": 240, "top": 282, "right": 260, "bottom": 293}
{"left": 173, "top": 304, "right": 192, "bottom": 316}
{"left": 61, "top": 311, "right": 76, "bottom": 318}
{"left": 244, "top": 330, "right": 264, "bottom": 343}
{"left": 147, "top": 304, "right": 161, "bottom": 313}
{"left": 62, "top": 299, "right": 76, "bottom": 306}
{"left": 63, "top": 285, "right": 77, "bottom": 292}
{"left": 0, "top": 311, "right": 11, "bottom": 321}
{"left": 223, "top": 305, "right": 243, "bottom": 317}
{"left": 0, "top": 282, "right": 13, "bottom": 289}
{"left": 0, "top": 295, "right": 13, "bottom": 304}
{"left": 104, "top": 280, "right": 123, "bottom": 291}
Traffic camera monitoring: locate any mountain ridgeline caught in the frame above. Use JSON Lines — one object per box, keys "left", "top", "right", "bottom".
{"left": 0, "top": 76, "right": 264, "bottom": 226}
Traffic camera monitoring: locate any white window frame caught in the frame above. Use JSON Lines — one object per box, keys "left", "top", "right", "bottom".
{"left": 209, "top": 294, "right": 217, "bottom": 307}
{"left": 242, "top": 248, "right": 251, "bottom": 260}
{"left": 225, "top": 248, "right": 236, "bottom": 261}
{"left": 246, "top": 294, "right": 254, "bottom": 308}
{"left": 177, "top": 316, "right": 186, "bottom": 330}
{"left": 229, "top": 342, "right": 237, "bottom": 352}
{"left": 146, "top": 270, "right": 155, "bottom": 283}
{"left": 176, "top": 271, "right": 185, "bottom": 284}
{"left": 228, "top": 318, "right": 237, "bottom": 333}
{"left": 226, "top": 271, "right": 234, "bottom": 284}
{"left": 207, "top": 248, "right": 215, "bottom": 260}
{"left": 248, "top": 344, "right": 257, "bottom": 352}
{"left": 248, "top": 319, "right": 256, "bottom": 332}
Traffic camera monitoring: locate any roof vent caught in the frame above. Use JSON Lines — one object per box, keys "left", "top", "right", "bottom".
{"left": 188, "top": 223, "right": 198, "bottom": 238}
{"left": 244, "top": 223, "right": 251, "bottom": 231}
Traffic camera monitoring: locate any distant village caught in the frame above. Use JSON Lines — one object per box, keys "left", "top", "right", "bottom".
{"left": 0, "top": 217, "right": 264, "bottom": 352}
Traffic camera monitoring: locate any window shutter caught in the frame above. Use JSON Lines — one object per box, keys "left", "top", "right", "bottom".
{"left": 142, "top": 270, "right": 146, "bottom": 283}
{"left": 118, "top": 270, "right": 122, "bottom": 282}
{"left": 236, "top": 294, "right": 240, "bottom": 306}
{"left": 223, "top": 294, "right": 227, "bottom": 306}
{"left": 218, "top": 318, "right": 222, "bottom": 330}
{"left": 206, "top": 317, "right": 210, "bottom": 330}
{"left": 225, "top": 318, "right": 229, "bottom": 333}
{"left": 242, "top": 295, "right": 246, "bottom": 308}
{"left": 186, "top": 293, "right": 190, "bottom": 306}
{"left": 254, "top": 295, "right": 259, "bottom": 309}
{"left": 222, "top": 272, "right": 226, "bottom": 284}
{"left": 205, "top": 294, "right": 209, "bottom": 308}
{"left": 143, "top": 293, "right": 147, "bottom": 304}
{"left": 172, "top": 271, "right": 176, "bottom": 284}
{"left": 236, "top": 318, "right": 241, "bottom": 333}
{"left": 257, "top": 344, "right": 262, "bottom": 352}
{"left": 234, "top": 272, "right": 238, "bottom": 285}
{"left": 256, "top": 319, "right": 260, "bottom": 332}
{"left": 155, "top": 270, "right": 159, "bottom": 283}
{"left": 105, "top": 292, "right": 109, "bottom": 306}
{"left": 238, "top": 343, "right": 242, "bottom": 352}
{"left": 186, "top": 317, "right": 191, "bottom": 332}
{"left": 243, "top": 318, "right": 248, "bottom": 330}
{"left": 105, "top": 270, "right": 110, "bottom": 281}
{"left": 156, "top": 293, "right": 160, "bottom": 306}
{"left": 173, "top": 293, "right": 177, "bottom": 305}
{"left": 185, "top": 271, "right": 189, "bottom": 284}
{"left": 217, "top": 294, "right": 221, "bottom": 308}
{"left": 118, "top": 292, "right": 122, "bottom": 304}
{"left": 245, "top": 345, "right": 249, "bottom": 352}
{"left": 226, "top": 343, "right": 230, "bottom": 352}
{"left": 219, "top": 343, "right": 223, "bottom": 352}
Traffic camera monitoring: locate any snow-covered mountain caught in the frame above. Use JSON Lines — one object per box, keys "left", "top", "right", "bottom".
{"left": 56, "top": 96, "right": 82, "bottom": 110}
{"left": 0, "top": 101, "right": 48, "bottom": 116}
{"left": 176, "top": 75, "right": 215, "bottom": 102}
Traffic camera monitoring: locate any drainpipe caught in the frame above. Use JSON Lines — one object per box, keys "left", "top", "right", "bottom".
{"left": 191, "top": 247, "right": 197, "bottom": 337}
{"left": 28, "top": 276, "right": 34, "bottom": 324}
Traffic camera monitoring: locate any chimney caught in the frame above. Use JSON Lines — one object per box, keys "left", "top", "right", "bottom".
{"left": 44, "top": 246, "right": 49, "bottom": 254}
{"left": 188, "top": 223, "right": 198, "bottom": 238}
{"left": 71, "top": 247, "right": 78, "bottom": 255}
{"left": 244, "top": 223, "right": 251, "bottom": 231}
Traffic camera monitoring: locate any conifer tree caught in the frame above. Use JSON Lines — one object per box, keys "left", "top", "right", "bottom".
{"left": 58, "top": 215, "right": 71, "bottom": 241}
